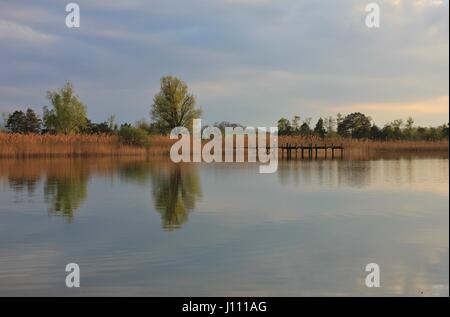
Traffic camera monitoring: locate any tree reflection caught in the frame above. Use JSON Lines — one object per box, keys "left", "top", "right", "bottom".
{"left": 1, "top": 158, "right": 202, "bottom": 228}
{"left": 150, "top": 164, "right": 202, "bottom": 231}
{"left": 44, "top": 175, "right": 88, "bottom": 223}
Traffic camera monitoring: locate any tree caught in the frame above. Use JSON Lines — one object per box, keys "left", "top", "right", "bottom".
{"left": 404, "top": 117, "right": 414, "bottom": 140}
{"left": 337, "top": 112, "right": 371, "bottom": 139}
{"left": 381, "top": 124, "right": 394, "bottom": 140}
{"left": 314, "top": 118, "right": 326, "bottom": 138}
{"left": 25, "top": 108, "right": 41, "bottom": 133}
{"left": 277, "top": 117, "right": 291, "bottom": 135}
{"left": 291, "top": 116, "right": 301, "bottom": 135}
{"left": 440, "top": 123, "right": 449, "bottom": 140}
{"left": 5, "top": 108, "right": 41, "bottom": 133}
{"left": 299, "top": 120, "right": 312, "bottom": 136}
{"left": 370, "top": 124, "right": 382, "bottom": 139}
{"left": 6, "top": 111, "right": 25, "bottom": 133}
{"left": 85, "top": 120, "right": 113, "bottom": 134}
{"left": 6, "top": 110, "right": 27, "bottom": 133}
{"left": 44, "top": 82, "right": 88, "bottom": 134}
{"left": 151, "top": 76, "right": 202, "bottom": 134}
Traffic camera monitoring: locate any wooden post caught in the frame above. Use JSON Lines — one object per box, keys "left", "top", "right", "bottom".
{"left": 315, "top": 144, "right": 318, "bottom": 159}
{"left": 341, "top": 143, "right": 344, "bottom": 159}
{"left": 331, "top": 143, "right": 335, "bottom": 160}
{"left": 301, "top": 144, "right": 304, "bottom": 159}
{"left": 324, "top": 144, "right": 327, "bottom": 159}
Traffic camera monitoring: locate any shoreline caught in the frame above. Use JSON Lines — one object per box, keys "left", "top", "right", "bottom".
{"left": 0, "top": 132, "right": 448, "bottom": 159}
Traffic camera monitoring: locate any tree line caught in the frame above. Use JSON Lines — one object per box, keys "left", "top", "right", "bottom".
{"left": 1, "top": 77, "right": 448, "bottom": 144}
{"left": 0, "top": 76, "right": 202, "bottom": 145}
{"left": 277, "top": 112, "right": 449, "bottom": 141}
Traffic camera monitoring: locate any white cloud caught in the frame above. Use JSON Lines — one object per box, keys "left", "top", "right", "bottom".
{"left": 0, "top": 19, "right": 56, "bottom": 45}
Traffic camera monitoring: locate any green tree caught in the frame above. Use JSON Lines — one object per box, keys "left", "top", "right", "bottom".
{"left": 313, "top": 118, "right": 327, "bottom": 138}
{"left": 6, "top": 108, "right": 41, "bottom": 133}
{"left": 381, "top": 124, "right": 394, "bottom": 140}
{"left": 6, "top": 110, "right": 27, "bottom": 133}
{"left": 370, "top": 124, "right": 382, "bottom": 139}
{"left": 151, "top": 76, "right": 202, "bottom": 134}
{"left": 44, "top": 82, "right": 88, "bottom": 134}
{"left": 440, "top": 123, "right": 449, "bottom": 139}
{"left": 403, "top": 117, "right": 414, "bottom": 140}
{"left": 277, "top": 117, "right": 291, "bottom": 135}
{"left": 25, "top": 108, "right": 41, "bottom": 133}
{"left": 299, "top": 120, "right": 312, "bottom": 136}
{"left": 337, "top": 112, "right": 372, "bottom": 139}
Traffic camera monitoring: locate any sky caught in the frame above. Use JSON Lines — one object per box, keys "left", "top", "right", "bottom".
{"left": 0, "top": 0, "right": 448, "bottom": 127}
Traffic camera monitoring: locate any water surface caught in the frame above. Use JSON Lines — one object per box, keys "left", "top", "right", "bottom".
{"left": 0, "top": 155, "right": 448, "bottom": 296}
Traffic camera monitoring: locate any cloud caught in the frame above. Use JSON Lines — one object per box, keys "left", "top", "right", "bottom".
{"left": 333, "top": 95, "right": 449, "bottom": 114}
{"left": 330, "top": 96, "right": 449, "bottom": 126}
{"left": 0, "top": 19, "right": 56, "bottom": 45}
{"left": 0, "top": 0, "right": 448, "bottom": 126}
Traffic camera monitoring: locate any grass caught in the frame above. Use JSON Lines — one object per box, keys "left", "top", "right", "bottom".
{"left": 0, "top": 132, "right": 447, "bottom": 159}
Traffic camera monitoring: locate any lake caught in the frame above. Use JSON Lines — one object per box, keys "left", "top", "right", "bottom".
{"left": 0, "top": 155, "right": 448, "bottom": 296}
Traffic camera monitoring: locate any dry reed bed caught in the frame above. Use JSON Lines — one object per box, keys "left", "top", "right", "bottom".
{"left": 0, "top": 133, "right": 174, "bottom": 158}
{"left": 0, "top": 133, "right": 448, "bottom": 158}
{"left": 277, "top": 136, "right": 449, "bottom": 152}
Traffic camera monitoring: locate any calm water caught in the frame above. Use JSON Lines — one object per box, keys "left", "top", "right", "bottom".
{"left": 0, "top": 156, "right": 448, "bottom": 296}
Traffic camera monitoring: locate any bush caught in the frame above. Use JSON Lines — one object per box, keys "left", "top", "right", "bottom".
{"left": 118, "top": 124, "right": 150, "bottom": 147}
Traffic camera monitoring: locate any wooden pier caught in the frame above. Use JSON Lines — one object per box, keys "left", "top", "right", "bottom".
{"left": 279, "top": 143, "right": 344, "bottom": 160}
{"left": 240, "top": 143, "right": 344, "bottom": 160}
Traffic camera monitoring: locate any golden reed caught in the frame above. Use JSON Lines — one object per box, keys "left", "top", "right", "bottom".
{"left": 0, "top": 133, "right": 174, "bottom": 158}
{"left": 0, "top": 132, "right": 447, "bottom": 158}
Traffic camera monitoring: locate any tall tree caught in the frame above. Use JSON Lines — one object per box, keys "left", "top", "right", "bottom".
{"left": 151, "top": 76, "right": 202, "bottom": 134}
{"left": 314, "top": 118, "right": 327, "bottom": 138}
{"left": 25, "top": 108, "right": 41, "bottom": 133}
{"left": 44, "top": 82, "right": 88, "bottom": 134}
